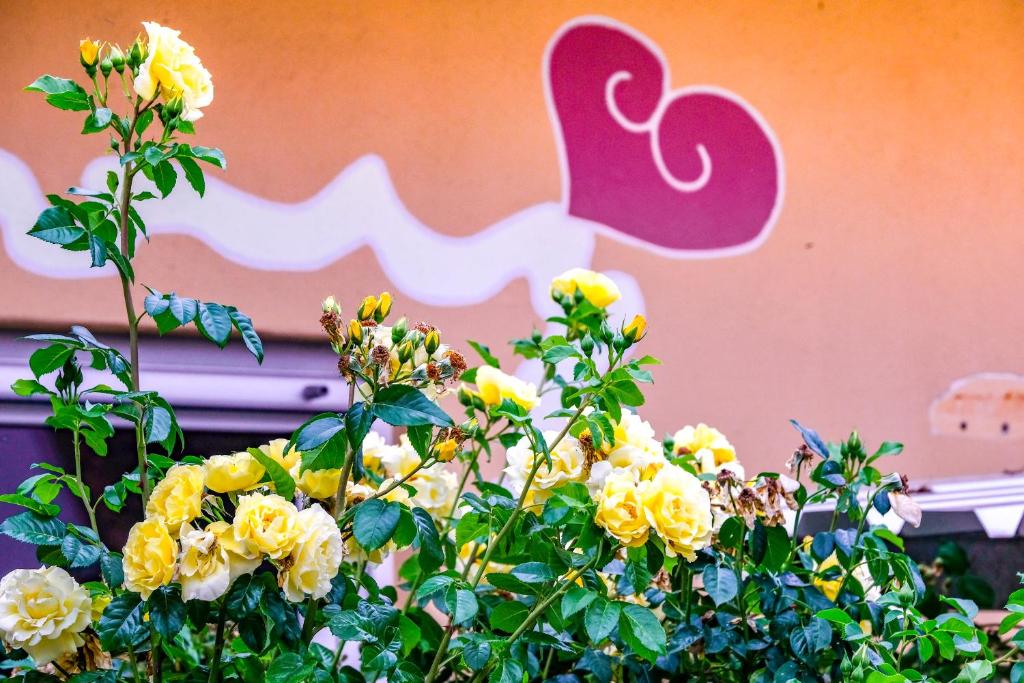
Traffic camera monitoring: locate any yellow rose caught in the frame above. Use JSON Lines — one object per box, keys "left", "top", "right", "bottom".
{"left": 205, "top": 452, "right": 265, "bottom": 493}
{"left": 504, "top": 432, "right": 586, "bottom": 506}
{"left": 360, "top": 431, "right": 389, "bottom": 475}
{"left": 475, "top": 365, "right": 540, "bottom": 411}
{"left": 123, "top": 518, "right": 178, "bottom": 599}
{"left": 146, "top": 464, "right": 205, "bottom": 528}
{"left": 0, "top": 567, "right": 92, "bottom": 665}
{"left": 408, "top": 464, "right": 458, "bottom": 520}
{"left": 814, "top": 553, "right": 843, "bottom": 602}
{"left": 79, "top": 39, "right": 101, "bottom": 67}
{"left": 177, "top": 524, "right": 231, "bottom": 602}
{"left": 642, "top": 463, "right": 713, "bottom": 561}
{"left": 259, "top": 438, "right": 301, "bottom": 471}
{"left": 379, "top": 434, "right": 422, "bottom": 479}
{"left": 280, "top": 504, "right": 343, "bottom": 602}
{"left": 595, "top": 470, "right": 650, "bottom": 547}
{"left": 623, "top": 314, "right": 647, "bottom": 342}
{"left": 133, "top": 21, "right": 213, "bottom": 121}
{"left": 291, "top": 463, "right": 342, "bottom": 500}
{"left": 232, "top": 492, "right": 299, "bottom": 560}
{"left": 206, "top": 521, "right": 262, "bottom": 581}
{"left": 672, "top": 424, "right": 736, "bottom": 471}
{"left": 550, "top": 268, "right": 621, "bottom": 308}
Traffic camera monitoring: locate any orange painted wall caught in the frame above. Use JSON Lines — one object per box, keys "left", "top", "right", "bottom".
{"left": 2, "top": 1, "right": 1024, "bottom": 480}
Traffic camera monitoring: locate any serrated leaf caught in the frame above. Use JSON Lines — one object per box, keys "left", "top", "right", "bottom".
{"left": 584, "top": 598, "right": 621, "bottom": 642}
{"left": 228, "top": 308, "right": 263, "bottom": 363}
{"left": 353, "top": 499, "right": 401, "bottom": 551}
{"left": 490, "top": 600, "right": 529, "bottom": 633}
{"left": 0, "top": 511, "right": 66, "bottom": 545}
{"left": 373, "top": 384, "right": 453, "bottom": 427}
{"left": 618, "top": 603, "right": 666, "bottom": 663}
{"left": 147, "top": 585, "right": 186, "bottom": 639}
{"left": 247, "top": 446, "right": 295, "bottom": 500}
{"left": 702, "top": 565, "right": 739, "bottom": 606}
{"left": 197, "top": 302, "right": 232, "bottom": 346}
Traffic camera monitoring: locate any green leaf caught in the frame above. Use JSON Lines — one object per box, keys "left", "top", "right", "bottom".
{"left": 10, "top": 378, "right": 51, "bottom": 397}
{"left": 815, "top": 607, "right": 855, "bottom": 626}
{"left": 226, "top": 573, "right": 266, "bottom": 617}
{"left": 247, "top": 447, "right": 296, "bottom": 501}
{"left": 353, "top": 499, "right": 401, "bottom": 551}
{"left": 584, "top": 598, "right": 621, "bottom": 642}
{"left": 0, "top": 493, "right": 59, "bottom": 517}
{"left": 295, "top": 413, "right": 345, "bottom": 451}
{"left": 462, "top": 636, "right": 491, "bottom": 670}
{"left": 97, "top": 592, "right": 145, "bottom": 652}
{"left": 25, "top": 75, "right": 90, "bottom": 111}
{"left": 489, "top": 660, "right": 524, "bottom": 683}
{"left": 542, "top": 344, "right": 579, "bottom": 365}
{"left": 147, "top": 585, "right": 186, "bottom": 639}
{"left": 191, "top": 145, "right": 227, "bottom": 169}
{"left": 618, "top": 603, "right": 666, "bottom": 663}
{"left": 406, "top": 423, "right": 432, "bottom": 460}
{"left": 345, "top": 401, "right": 374, "bottom": 451}
{"left": 30, "top": 345, "right": 74, "bottom": 379}
{"left": 467, "top": 340, "right": 500, "bottom": 367}
{"left": 29, "top": 207, "right": 83, "bottom": 245}
{"left": 152, "top": 160, "right": 177, "bottom": 198}
{"left": 101, "top": 551, "right": 125, "bottom": 588}
{"left": 88, "top": 234, "right": 107, "bottom": 268}
{"left": 177, "top": 156, "right": 206, "bottom": 196}
{"left": 872, "top": 441, "right": 904, "bottom": 458}
{"left": 373, "top": 385, "right": 453, "bottom": 427}
{"left": 82, "top": 107, "right": 112, "bottom": 134}
{"left": 411, "top": 507, "right": 444, "bottom": 573}
{"left": 168, "top": 294, "right": 198, "bottom": 325}
{"left": 490, "top": 601, "right": 529, "bottom": 633}
{"left": 703, "top": 565, "right": 739, "bottom": 606}
{"left": 444, "top": 586, "right": 478, "bottom": 625}
{"left": 789, "top": 617, "right": 832, "bottom": 663}
{"left": 951, "top": 661, "right": 993, "bottom": 683}
{"left": 328, "top": 610, "right": 374, "bottom": 641}
{"left": 197, "top": 302, "right": 232, "bottom": 346}
{"left": 60, "top": 534, "right": 101, "bottom": 567}
{"left": 510, "top": 562, "right": 554, "bottom": 584}
{"left": 0, "top": 511, "right": 66, "bottom": 545}
{"left": 228, "top": 308, "right": 264, "bottom": 363}
{"left": 266, "top": 653, "right": 314, "bottom": 683}
{"left": 561, "top": 586, "right": 597, "bottom": 619}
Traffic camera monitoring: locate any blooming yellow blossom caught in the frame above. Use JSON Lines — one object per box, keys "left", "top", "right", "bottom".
{"left": 0, "top": 567, "right": 92, "bottom": 665}
{"left": 259, "top": 438, "right": 301, "bottom": 471}
{"left": 280, "top": 504, "right": 344, "bottom": 602}
{"left": 379, "top": 434, "right": 422, "bottom": 478}
{"left": 146, "top": 464, "right": 205, "bottom": 528}
{"left": 133, "top": 22, "right": 213, "bottom": 121}
{"left": 641, "top": 463, "right": 713, "bottom": 560}
{"left": 475, "top": 365, "right": 539, "bottom": 411}
{"left": 291, "top": 463, "right": 342, "bottom": 500}
{"left": 623, "top": 314, "right": 647, "bottom": 342}
{"left": 90, "top": 594, "right": 111, "bottom": 623}
{"left": 123, "top": 517, "right": 178, "bottom": 598}
{"left": 595, "top": 470, "right": 651, "bottom": 547}
{"left": 504, "top": 432, "right": 586, "bottom": 506}
{"left": 672, "top": 424, "right": 736, "bottom": 471}
{"left": 232, "top": 492, "right": 299, "bottom": 560}
{"left": 434, "top": 438, "right": 459, "bottom": 463}
{"left": 206, "top": 521, "right": 262, "bottom": 581}
{"left": 550, "top": 268, "right": 621, "bottom": 308}
{"left": 177, "top": 524, "right": 231, "bottom": 602}
{"left": 205, "top": 452, "right": 264, "bottom": 493}
{"left": 409, "top": 464, "right": 459, "bottom": 520}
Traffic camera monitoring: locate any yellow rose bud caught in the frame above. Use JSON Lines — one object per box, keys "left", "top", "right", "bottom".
{"left": 176, "top": 524, "right": 233, "bottom": 602}
{"left": 595, "top": 471, "right": 650, "bottom": 547}
{"left": 623, "top": 314, "right": 647, "bottom": 343}
{"left": 641, "top": 463, "right": 712, "bottom": 561}
{"left": 397, "top": 340, "right": 415, "bottom": 363}
{"left": 232, "top": 492, "right": 299, "bottom": 560}
{"left": 123, "top": 518, "right": 178, "bottom": 599}
{"left": 550, "top": 268, "right": 621, "bottom": 308}
{"left": 145, "top": 464, "right": 205, "bottom": 528}
{"left": 374, "top": 291, "right": 393, "bottom": 321}
{"left": 475, "top": 365, "right": 539, "bottom": 411}
{"left": 205, "top": 452, "right": 265, "bottom": 493}
{"left": 424, "top": 329, "right": 441, "bottom": 355}
{"left": 434, "top": 438, "right": 459, "bottom": 463}
{"left": 348, "top": 319, "right": 363, "bottom": 343}
{"left": 133, "top": 22, "right": 213, "bottom": 122}
{"left": 356, "top": 295, "right": 377, "bottom": 321}
{"left": 0, "top": 567, "right": 91, "bottom": 665}
{"left": 79, "top": 39, "right": 101, "bottom": 67}
{"left": 280, "top": 504, "right": 343, "bottom": 602}
{"left": 290, "top": 463, "right": 342, "bottom": 500}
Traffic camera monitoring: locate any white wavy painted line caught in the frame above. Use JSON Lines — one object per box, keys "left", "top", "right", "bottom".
{"left": 0, "top": 148, "right": 646, "bottom": 319}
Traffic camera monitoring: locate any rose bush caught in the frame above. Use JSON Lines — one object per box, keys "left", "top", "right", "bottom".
{"left": 0, "top": 21, "right": 1022, "bottom": 683}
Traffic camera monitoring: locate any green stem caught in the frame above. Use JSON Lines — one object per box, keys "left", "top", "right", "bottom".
{"left": 128, "top": 647, "right": 144, "bottom": 682}
{"left": 335, "top": 380, "right": 358, "bottom": 520}
{"left": 71, "top": 429, "right": 99, "bottom": 536}
{"left": 207, "top": 608, "right": 227, "bottom": 683}
{"left": 301, "top": 596, "right": 319, "bottom": 642}
{"left": 151, "top": 625, "right": 163, "bottom": 683}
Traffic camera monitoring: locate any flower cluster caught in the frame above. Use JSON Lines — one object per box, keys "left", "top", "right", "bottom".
{"left": 123, "top": 440, "right": 343, "bottom": 605}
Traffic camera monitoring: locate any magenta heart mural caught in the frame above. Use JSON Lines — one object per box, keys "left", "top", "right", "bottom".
{"left": 545, "top": 17, "right": 784, "bottom": 255}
